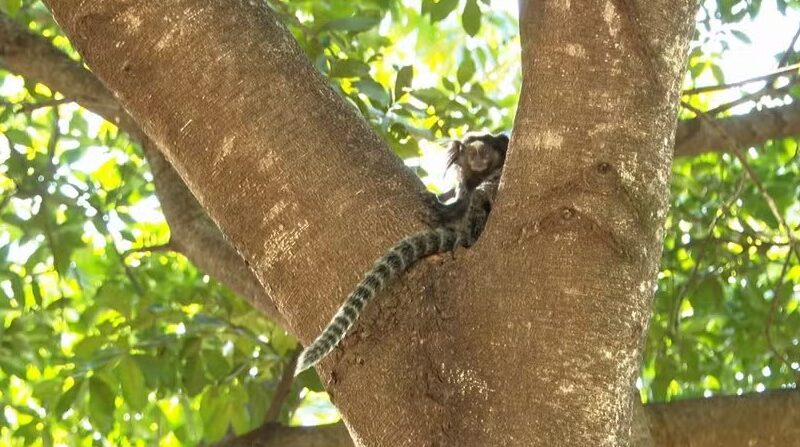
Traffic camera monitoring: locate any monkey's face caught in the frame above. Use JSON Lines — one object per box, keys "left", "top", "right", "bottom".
{"left": 461, "top": 140, "right": 502, "bottom": 175}
{"left": 446, "top": 133, "right": 509, "bottom": 190}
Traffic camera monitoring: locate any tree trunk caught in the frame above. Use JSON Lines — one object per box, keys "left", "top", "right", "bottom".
{"left": 43, "top": 0, "right": 698, "bottom": 445}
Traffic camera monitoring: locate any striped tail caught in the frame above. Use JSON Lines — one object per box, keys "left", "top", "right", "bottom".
{"left": 294, "top": 175, "right": 499, "bottom": 376}
{"left": 295, "top": 227, "right": 463, "bottom": 375}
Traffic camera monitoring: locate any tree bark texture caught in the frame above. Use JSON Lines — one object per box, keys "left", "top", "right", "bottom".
{"left": 462, "top": 1, "right": 696, "bottom": 444}
{"left": 39, "top": 0, "right": 699, "bottom": 445}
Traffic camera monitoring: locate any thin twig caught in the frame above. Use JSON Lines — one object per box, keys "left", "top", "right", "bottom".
{"left": 121, "top": 242, "right": 173, "bottom": 258}
{"left": 777, "top": 23, "right": 800, "bottom": 68}
{"left": 700, "top": 29, "right": 800, "bottom": 117}
{"left": 264, "top": 347, "right": 302, "bottom": 423}
{"left": 704, "top": 76, "right": 800, "bottom": 116}
{"left": 0, "top": 98, "right": 75, "bottom": 113}
{"left": 682, "top": 63, "right": 800, "bottom": 96}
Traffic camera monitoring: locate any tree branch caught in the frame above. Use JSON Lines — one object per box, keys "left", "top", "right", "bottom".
{"left": 647, "top": 390, "right": 800, "bottom": 447}
{"left": 4, "top": 5, "right": 798, "bottom": 447}
{"left": 0, "top": 12, "right": 130, "bottom": 127}
{"left": 681, "top": 63, "right": 800, "bottom": 96}
{"left": 212, "top": 390, "right": 800, "bottom": 447}
{"left": 674, "top": 101, "right": 800, "bottom": 157}
{"left": 213, "top": 422, "right": 352, "bottom": 447}
{"left": 142, "top": 144, "right": 288, "bottom": 327}
{"left": 264, "top": 347, "right": 301, "bottom": 423}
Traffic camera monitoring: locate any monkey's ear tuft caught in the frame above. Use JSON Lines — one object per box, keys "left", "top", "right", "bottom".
{"left": 493, "top": 133, "right": 510, "bottom": 152}
{"left": 446, "top": 140, "right": 462, "bottom": 169}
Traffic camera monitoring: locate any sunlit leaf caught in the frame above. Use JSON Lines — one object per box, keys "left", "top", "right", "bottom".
{"left": 462, "top": 0, "right": 482, "bottom": 36}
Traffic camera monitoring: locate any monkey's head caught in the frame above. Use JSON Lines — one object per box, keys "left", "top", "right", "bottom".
{"left": 447, "top": 133, "right": 509, "bottom": 190}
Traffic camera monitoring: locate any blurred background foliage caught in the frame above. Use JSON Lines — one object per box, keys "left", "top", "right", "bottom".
{"left": 0, "top": 0, "right": 798, "bottom": 445}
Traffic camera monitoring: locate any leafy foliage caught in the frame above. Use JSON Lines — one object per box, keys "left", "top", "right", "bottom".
{"left": 268, "top": 0, "right": 517, "bottom": 160}
{"left": 0, "top": 0, "right": 798, "bottom": 446}
{"left": 643, "top": 2, "right": 800, "bottom": 401}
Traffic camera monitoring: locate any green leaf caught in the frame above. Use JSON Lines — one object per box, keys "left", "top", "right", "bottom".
{"left": 94, "top": 282, "right": 132, "bottom": 318}
{"left": 709, "top": 64, "right": 725, "bottom": 85}
{"left": 3, "top": 129, "right": 32, "bottom": 148}
{"left": 183, "top": 353, "right": 207, "bottom": 397}
{"left": 295, "top": 367, "right": 325, "bottom": 392}
{"left": 180, "top": 336, "right": 203, "bottom": 358}
{"left": 74, "top": 335, "right": 107, "bottom": 358}
{"left": 14, "top": 423, "right": 39, "bottom": 446}
{"left": 692, "top": 276, "right": 724, "bottom": 314}
{"left": 442, "top": 77, "right": 456, "bottom": 92}
{"left": 118, "top": 356, "right": 147, "bottom": 411}
{"left": 411, "top": 87, "right": 445, "bottom": 105}
{"left": 89, "top": 377, "right": 115, "bottom": 433}
{"left": 203, "top": 348, "right": 231, "bottom": 380}
{"left": 94, "top": 158, "right": 122, "bottom": 191}
{"left": 462, "top": 0, "right": 482, "bottom": 36}
{"left": 729, "top": 29, "right": 751, "bottom": 44}
{"left": 457, "top": 52, "right": 476, "bottom": 85}
{"left": 394, "top": 65, "right": 414, "bottom": 100}
{"left": 322, "top": 16, "right": 381, "bottom": 33}
{"left": 0, "top": 355, "right": 27, "bottom": 380}
{"left": 30, "top": 278, "right": 43, "bottom": 308}
{"left": 354, "top": 78, "right": 390, "bottom": 106}
{"left": 55, "top": 380, "right": 84, "bottom": 417}
{"left": 270, "top": 328, "right": 298, "bottom": 356}
{"left": 329, "top": 59, "right": 371, "bottom": 78}
{"left": 429, "top": 0, "right": 459, "bottom": 22}
{"left": 200, "top": 389, "right": 230, "bottom": 442}
{"left": 228, "top": 386, "right": 251, "bottom": 434}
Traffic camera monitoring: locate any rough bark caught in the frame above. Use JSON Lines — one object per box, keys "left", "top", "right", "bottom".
{"left": 426, "top": 0, "right": 695, "bottom": 444}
